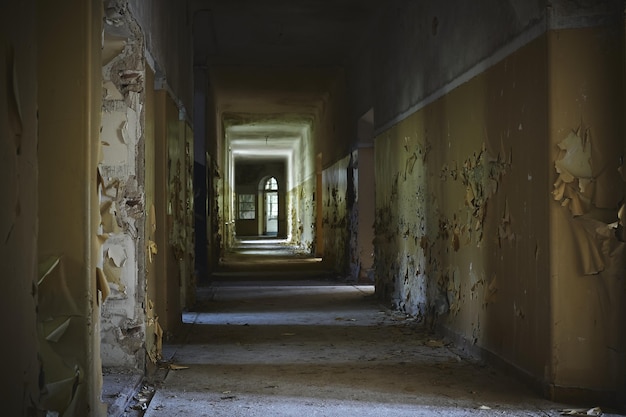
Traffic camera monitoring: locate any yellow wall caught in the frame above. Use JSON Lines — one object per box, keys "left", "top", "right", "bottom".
{"left": 548, "top": 26, "right": 625, "bottom": 400}
{"left": 154, "top": 91, "right": 195, "bottom": 332}
{"left": 374, "top": 23, "right": 626, "bottom": 402}
{"left": 144, "top": 65, "right": 163, "bottom": 365}
{"left": 37, "top": 0, "right": 106, "bottom": 414}
{"left": 375, "top": 34, "right": 552, "bottom": 384}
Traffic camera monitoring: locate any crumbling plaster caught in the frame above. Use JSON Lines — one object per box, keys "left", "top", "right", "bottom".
{"left": 99, "top": 3, "right": 148, "bottom": 371}
{"left": 290, "top": 125, "right": 316, "bottom": 252}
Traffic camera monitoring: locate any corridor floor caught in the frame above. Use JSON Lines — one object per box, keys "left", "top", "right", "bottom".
{"left": 141, "top": 240, "right": 603, "bottom": 417}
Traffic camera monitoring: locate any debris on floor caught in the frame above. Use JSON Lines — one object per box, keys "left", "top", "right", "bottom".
{"left": 560, "top": 407, "right": 603, "bottom": 416}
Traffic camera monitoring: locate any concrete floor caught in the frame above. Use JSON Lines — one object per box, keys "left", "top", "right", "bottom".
{"left": 125, "top": 239, "right": 620, "bottom": 416}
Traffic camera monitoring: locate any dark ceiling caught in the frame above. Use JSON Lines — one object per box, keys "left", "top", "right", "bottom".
{"left": 190, "top": 0, "right": 384, "bottom": 67}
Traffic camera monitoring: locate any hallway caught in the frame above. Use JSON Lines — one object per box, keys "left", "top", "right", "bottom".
{"left": 142, "top": 242, "right": 567, "bottom": 417}
{"left": 3, "top": 2, "right": 626, "bottom": 416}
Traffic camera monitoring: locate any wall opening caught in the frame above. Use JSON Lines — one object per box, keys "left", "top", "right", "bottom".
{"left": 263, "top": 176, "right": 279, "bottom": 236}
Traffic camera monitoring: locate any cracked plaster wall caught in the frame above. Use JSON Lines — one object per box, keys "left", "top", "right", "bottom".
{"left": 99, "top": 5, "right": 148, "bottom": 370}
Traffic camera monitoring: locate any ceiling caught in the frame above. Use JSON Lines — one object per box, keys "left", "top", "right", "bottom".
{"left": 190, "top": 0, "right": 383, "bottom": 67}
{"left": 190, "top": 0, "right": 383, "bottom": 161}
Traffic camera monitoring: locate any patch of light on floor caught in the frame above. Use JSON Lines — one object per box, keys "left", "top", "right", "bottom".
{"left": 147, "top": 390, "right": 510, "bottom": 417}
{"left": 183, "top": 309, "right": 382, "bottom": 326}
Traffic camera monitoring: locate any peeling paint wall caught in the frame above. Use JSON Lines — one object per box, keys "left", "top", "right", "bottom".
{"left": 167, "top": 119, "right": 195, "bottom": 310}
{"left": 374, "top": 34, "right": 552, "bottom": 384}
{"left": 290, "top": 126, "right": 316, "bottom": 251}
{"left": 1, "top": 2, "right": 40, "bottom": 415}
{"left": 548, "top": 24, "right": 626, "bottom": 400}
{"left": 143, "top": 65, "right": 163, "bottom": 366}
{"left": 322, "top": 155, "right": 352, "bottom": 274}
{"left": 364, "top": 0, "right": 625, "bottom": 404}
{"left": 99, "top": 3, "right": 148, "bottom": 371}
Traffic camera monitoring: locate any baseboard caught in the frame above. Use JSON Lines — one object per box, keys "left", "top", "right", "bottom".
{"left": 436, "top": 324, "right": 625, "bottom": 411}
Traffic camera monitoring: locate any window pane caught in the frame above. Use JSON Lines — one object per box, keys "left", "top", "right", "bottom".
{"left": 265, "top": 177, "right": 278, "bottom": 191}
{"left": 238, "top": 194, "right": 255, "bottom": 219}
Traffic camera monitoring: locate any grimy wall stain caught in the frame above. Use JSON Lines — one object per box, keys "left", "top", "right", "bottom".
{"left": 322, "top": 155, "right": 352, "bottom": 274}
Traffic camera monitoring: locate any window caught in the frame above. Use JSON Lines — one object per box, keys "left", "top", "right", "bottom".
{"left": 264, "top": 177, "right": 278, "bottom": 191}
{"left": 238, "top": 194, "right": 255, "bottom": 219}
{"left": 264, "top": 178, "right": 278, "bottom": 221}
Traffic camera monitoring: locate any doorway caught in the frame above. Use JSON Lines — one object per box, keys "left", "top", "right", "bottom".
{"left": 263, "top": 176, "right": 279, "bottom": 236}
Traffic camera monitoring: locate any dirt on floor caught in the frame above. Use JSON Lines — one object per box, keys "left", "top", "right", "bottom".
{"left": 127, "top": 277, "right": 614, "bottom": 417}
{"left": 109, "top": 240, "right": 622, "bottom": 417}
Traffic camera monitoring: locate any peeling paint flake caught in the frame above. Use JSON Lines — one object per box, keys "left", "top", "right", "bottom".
{"left": 552, "top": 125, "right": 594, "bottom": 216}
{"left": 107, "top": 245, "right": 127, "bottom": 267}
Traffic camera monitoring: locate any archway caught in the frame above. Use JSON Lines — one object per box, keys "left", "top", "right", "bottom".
{"left": 262, "top": 176, "right": 279, "bottom": 236}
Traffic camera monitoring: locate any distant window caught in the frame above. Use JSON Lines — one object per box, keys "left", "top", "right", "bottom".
{"left": 238, "top": 194, "right": 255, "bottom": 219}
{"left": 264, "top": 178, "right": 279, "bottom": 222}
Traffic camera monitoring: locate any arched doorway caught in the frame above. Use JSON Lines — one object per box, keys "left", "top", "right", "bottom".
{"left": 263, "top": 177, "right": 279, "bottom": 236}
